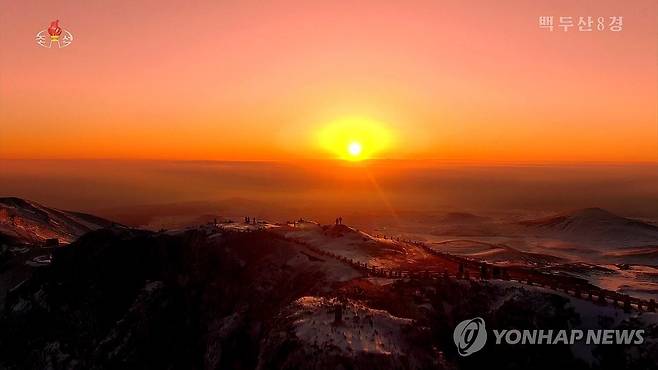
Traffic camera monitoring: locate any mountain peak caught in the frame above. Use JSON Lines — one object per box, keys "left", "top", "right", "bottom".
{"left": 518, "top": 207, "right": 658, "bottom": 245}
{"left": 0, "top": 197, "right": 115, "bottom": 245}
{"left": 0, "top": 197, "right": 37, "bottom": 208}
{"left": 566, "top": 207, "right": 618, "bottom": 219}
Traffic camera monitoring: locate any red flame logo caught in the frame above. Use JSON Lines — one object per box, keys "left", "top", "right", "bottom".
{"left": 47, "top": 20, "right": 62, "bottom": 36}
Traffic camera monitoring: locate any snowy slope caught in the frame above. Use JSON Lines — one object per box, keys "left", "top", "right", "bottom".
{"left": 282, "top": 221, "right": 438, "bottom": 269}
{"left": 291, "top": 296, "right": 413, "bottom": 355}
{"left": 0, "top": 197, "right": 115, "bottom": 245}
{"left": 429, "top": 239, "right": 566, "bottom": 267}
{"left": 518, "top": 208, "right": 658, "bottom": 247}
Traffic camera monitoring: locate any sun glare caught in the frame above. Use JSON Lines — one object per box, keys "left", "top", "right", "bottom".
{"left": 317, "top": 117, "right": 393, "bottom": 161}
{"left": 348, "top": 141, "right": 362, "bottom": 157}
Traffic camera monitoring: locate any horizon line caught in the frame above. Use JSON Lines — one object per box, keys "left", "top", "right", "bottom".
{"left": 1, "top": 157, "right": 657, "bottom": 167}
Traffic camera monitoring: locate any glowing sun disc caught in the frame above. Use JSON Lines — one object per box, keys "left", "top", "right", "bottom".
{"left": 316, "top": 117, "right": 393, "bottom": 161}
{"left": 348, "top": 141, "right": 362, "bottom": 157}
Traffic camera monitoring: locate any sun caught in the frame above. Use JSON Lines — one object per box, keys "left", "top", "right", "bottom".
{"left": 317, "top": 117, "right": 393, "bottom": 161}
{"left": 347, "top": 141, "right": 362, "bottom": 157}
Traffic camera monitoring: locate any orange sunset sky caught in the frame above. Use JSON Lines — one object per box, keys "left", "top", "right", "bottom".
{"left": 0, "top": 0, "right": 656, "bottom": 162}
